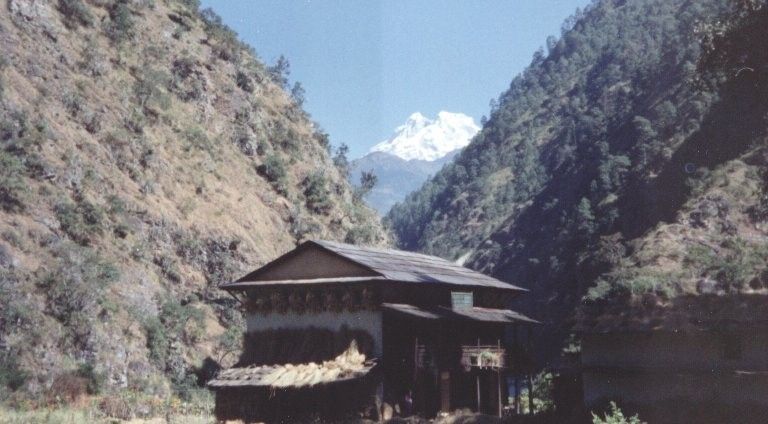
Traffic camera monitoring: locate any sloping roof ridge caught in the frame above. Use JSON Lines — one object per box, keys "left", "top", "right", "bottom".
{"left": 311, "top": 239, "right": 453, "bottom": 263}
{"left": 310, "top": 239, "right": 527, "bottom": 292}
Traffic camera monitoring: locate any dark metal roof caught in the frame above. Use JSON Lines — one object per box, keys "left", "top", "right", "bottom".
{"left": 311, "top": 240, "right": 525, "bottom": 291}
{"left": 382, "top": 303, "right": 539, "bottom": 324}
{"left": 224, "top": 240, "right": 526, "bottom": 292}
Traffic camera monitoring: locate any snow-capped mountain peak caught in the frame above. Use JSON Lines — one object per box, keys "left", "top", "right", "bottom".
{"left": 370, "top": 111, "right": 480, "bottom": 162}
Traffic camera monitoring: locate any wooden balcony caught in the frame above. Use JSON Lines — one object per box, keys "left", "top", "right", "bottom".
{"left": 461, "top": 345, "right": 507, "bottom": 369}
{"left": 414, "top": 344, "right": 508, "bottom": 370}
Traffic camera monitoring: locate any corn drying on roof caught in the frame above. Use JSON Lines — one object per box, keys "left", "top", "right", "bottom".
{"left": 207, "top": 341, "right": 375, "bottom": 389}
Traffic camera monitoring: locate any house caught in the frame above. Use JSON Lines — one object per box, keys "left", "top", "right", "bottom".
{"left": 577, "top": 294, "right": 768, "bottom": 423}
{"left": 208, "top": 240, "right": 538, "bottom": 422}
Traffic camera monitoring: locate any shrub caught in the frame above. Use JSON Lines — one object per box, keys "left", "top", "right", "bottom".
{"left": 80, "top": 38, "right": 107, "bottom": 77}
{"left": 58, "top": 0, "right": 93, "bottom": 29}
{"left": 177, "top": 0, "right": 200, "bottom": 11}
{"left": 233, "top": 126, "right": 255, "bottom": 156}
{"left": 41, "top": 242, "right": 120, "bottom": 347}
{"left": 170, "top": 56, "right": 203, "bottom": 101}
{"left": 332, "top": 143, "right": 350, "bottom": 177}
{"left": 313, "top": 126, "right": 330, "bottom": 152}
{"left": 76, "top": 362, "right": 105, "bottom": 395}
{"left": 344, "top": 224, "right": 377, "bottom": 245}
{"left": 235, "top": 70, "right": 253, "bottom": 93}
{"left": 144, "top": 316, "right": 170, "bottom": 367}
{"left": 302, "top": 172, "right": 332, "bottom": 213}
{"left": 55, "top": 198, "right": 105, "bottom": 245}
{"left": 0, "top": 354, "right": 27, "bottom": 394}
{"left": 184, "top": 126, "right": 211, "bottom": 152}
{"left": 257, "top": 154, "right": 288, "bottom": 195}
{"left": 200, "top": 8, "right": 241, "bottom": 62}
{"left": 0, "top": 55, "right": 8, "bottom": 98}
{"left": 106, "top": 1, "right": 135, "bottom": 44}
{"left": 153, "top": 254, "right": 182, "bottom": 283}
{"left": 134, "top": 67, "right": 171, "bottom": 112}
{"left": 592, "top": 401, "right": 643, "bottom": 424}
{"left": 0, "top": 152, "right": 27, "bottom": 212}
{"left": 143, "top": 298, "right": 205, "bottom": 376}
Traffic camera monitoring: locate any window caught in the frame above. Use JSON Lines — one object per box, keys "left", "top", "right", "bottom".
{"left": 451, "top": 291, "right": 473, "bottom": 309}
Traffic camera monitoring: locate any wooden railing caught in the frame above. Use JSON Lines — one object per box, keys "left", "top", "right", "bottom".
{"left": 461, "top": 345, "right": 507, "bottom": 369}
{"left": 414, "top": 343, "right": 508, "bottom": 369}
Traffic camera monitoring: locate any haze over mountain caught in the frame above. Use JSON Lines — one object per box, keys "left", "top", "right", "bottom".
{"left": 351, "top": 112, "right": 479, "bottom": 214}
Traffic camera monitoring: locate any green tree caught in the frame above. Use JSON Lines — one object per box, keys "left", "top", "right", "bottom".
{"left": 576, "top": 197, "right": 596, "bottom": 235}
{"left": 257, "top": 154, "right": 288, "bottom": 195}
{"left": 267, "top": 55, "right": 290, "bottom": 89}
{"left": 303, "top": 172, "right": 331, "bottom": 213}
{"left": 333, "top": 143, "right": 350, "bottom": 177}
{"left": 291, "top": 81, "right": 306, "bottom": 107}
{"left": 592, "top": 402, "right": 644, "bottom": 424}
{"left": 355, "top": 170, "right": 378, "bottom": 202}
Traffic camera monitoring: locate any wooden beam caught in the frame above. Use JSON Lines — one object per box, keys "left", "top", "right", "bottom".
{"left": 527, "top": 373, "right": 534, "bottom": 415}
{"left": 527, "top": 325, "right": 534, "bottom": 415}
{"left": 513, "top": 324, "right": 520, "bottom": 415}
{"left": 497, "top": 339, "right": 502, "bottom": 417}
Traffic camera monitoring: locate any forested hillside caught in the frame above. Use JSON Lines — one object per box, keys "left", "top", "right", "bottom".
{"left": 0, "top": 0, "right": 384, "bottom": 416}
{"left": 387, "top": 0, "right": 768, "bottom": 358}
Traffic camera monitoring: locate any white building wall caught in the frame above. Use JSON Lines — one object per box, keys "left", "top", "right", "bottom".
{"left": 246, "top": 310, "right": 384, "bottom": 358}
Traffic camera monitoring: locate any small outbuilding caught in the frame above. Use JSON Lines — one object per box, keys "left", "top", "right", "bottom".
{"left": 208, "top": 240, "right": 538, "bottom": 422}
{"left": 577, "top": 293, "right": 768, "bottom": 423}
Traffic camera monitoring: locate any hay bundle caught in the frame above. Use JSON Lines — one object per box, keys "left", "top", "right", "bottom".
{"left": 261, "top": 340, "right": 368, "bottom": 388}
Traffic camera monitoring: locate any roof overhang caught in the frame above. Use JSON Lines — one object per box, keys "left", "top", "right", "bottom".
{"left": 382, "top": 303, "right": 539, "bottom": 324}
{"left": 224, "top": 240, "right": 528, "bottom": 293}
{"left": 220, "top": 276, "right": 388, "bottom": 291}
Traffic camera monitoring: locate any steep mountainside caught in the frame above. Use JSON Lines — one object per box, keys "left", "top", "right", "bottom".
{"left": 0, "top": 0, "right": 384, "bottom": 410}
{"left": 387, "top": 0, "right": 767, "bottom": 359}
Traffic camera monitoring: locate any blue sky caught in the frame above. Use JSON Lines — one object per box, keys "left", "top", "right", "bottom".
{"left": 200, "top": 0, "right": 589, "bottom": 158}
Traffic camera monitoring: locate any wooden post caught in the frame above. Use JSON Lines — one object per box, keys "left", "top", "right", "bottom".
{"left": 476, "top": 374, "right": 481, "bottom": 413}
{"left": 475, "top": 338, "right": 481, "bottom": 413}
{"left": 513, "top": 324, "right": 520, "bottom": 415}
{"left": 527, "top": 326, "right": 534, "bottom": 415}
{"left": 527, "top": 374, "right": 534, "bottom": 415}
{"left": 413, "top": 336, "right": 419, "bottom": 415}
{"left": 414, "top": 337, "right": 419, "bottom": 382}
{"left": 497, "top": 338, "right": 502, "bottom": 417}
{"left": 440, "top": 371, "right": 451, "bottom": 413}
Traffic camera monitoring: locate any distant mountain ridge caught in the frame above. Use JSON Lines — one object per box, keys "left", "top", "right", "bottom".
{"left": 350, "top": 151, "right": 459, "bottom": 214}
{"left": 351, "top": 112, "right": 479, "bottom": 214}
{"left": 369, "top": 111, "right": 479, "bottom": 161}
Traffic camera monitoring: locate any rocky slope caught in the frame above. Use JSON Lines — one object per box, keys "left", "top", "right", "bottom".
{"left": 387, "top": 0, "right": 767, "bottom": 360}
{"left": 0, "top": 0, "right": 385, "bottom": 412}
